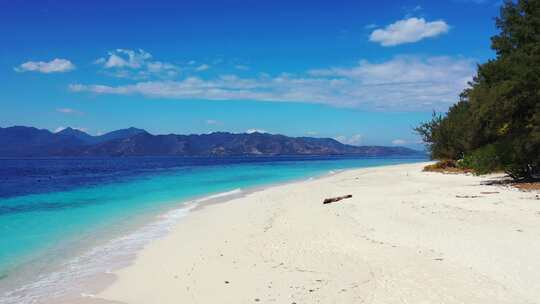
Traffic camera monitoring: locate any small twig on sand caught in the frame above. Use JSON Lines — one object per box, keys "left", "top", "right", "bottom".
{"left": 323, "top": 195, "right": 352, "bottom": 204}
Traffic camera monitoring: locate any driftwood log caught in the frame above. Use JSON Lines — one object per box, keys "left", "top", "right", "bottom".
{"left": 323, "top": 194, "right": 352, "bottom": 204}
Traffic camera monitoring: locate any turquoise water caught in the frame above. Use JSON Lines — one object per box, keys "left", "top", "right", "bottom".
{"left": 0, "top": 156, "right": 425, "bottom": 302}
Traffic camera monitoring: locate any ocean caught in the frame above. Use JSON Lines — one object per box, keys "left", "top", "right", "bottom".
{"left": 0, "top": 156, "right": 425, "bottom": 303}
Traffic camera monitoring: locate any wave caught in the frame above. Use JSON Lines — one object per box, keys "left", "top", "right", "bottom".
{"left": 194, "top": 188, "right": 243, "bottom": 202}
{"left": 0, "top": 188, "right": 242, "bottom": 304}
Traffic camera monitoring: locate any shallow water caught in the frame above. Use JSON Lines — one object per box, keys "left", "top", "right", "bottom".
{"left": 0, "top": 156, "right": 426, "bottom": 303}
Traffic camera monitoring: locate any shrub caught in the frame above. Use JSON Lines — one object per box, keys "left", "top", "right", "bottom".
{"left": 429, "top": 159, "right": 457, "bottom": 169}
{"left": 460, "top": 145, "right": 502, "bottom": 175}
{"left": 423, "top": 159, "right": 472, "bottom": 174}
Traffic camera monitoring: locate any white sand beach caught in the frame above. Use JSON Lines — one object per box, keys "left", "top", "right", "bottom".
{"left": 94, "top": 162, "right": 540, "bottom": 304}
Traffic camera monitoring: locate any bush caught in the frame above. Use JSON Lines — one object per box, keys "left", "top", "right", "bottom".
{"left": 423, "top": 159, "right": 473, "bottom": 174}
{"left": 459, "top": 145, "right": 502, "bottom": 175}
{"left": 427, "top": 159, "right": 457, "bottom": 170}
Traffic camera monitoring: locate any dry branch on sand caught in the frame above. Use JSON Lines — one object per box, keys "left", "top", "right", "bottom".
{"left": 323, "top": 195, "right": 352, "bottom": 204}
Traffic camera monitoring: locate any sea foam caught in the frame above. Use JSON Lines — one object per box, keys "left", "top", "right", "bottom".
{"left": 0, "top": 189, "right": 243, "bottom": 304}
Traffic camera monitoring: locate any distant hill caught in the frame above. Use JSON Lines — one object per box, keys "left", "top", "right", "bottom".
{"left": 56, "top": 127, "right": 97, "bottom": 144}
{"left": 94, "top": 127, "right": 147, "bottom": 143}
{"left": 0, "top": 126, "right": 423, "bottom": 157}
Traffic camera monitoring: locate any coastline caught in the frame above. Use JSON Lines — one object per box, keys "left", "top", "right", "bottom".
{"left": 1, "top": 161, "right": 371, "bottom": 304}
{"left": 90, "top": 162, "right": 539, "bottom": 303}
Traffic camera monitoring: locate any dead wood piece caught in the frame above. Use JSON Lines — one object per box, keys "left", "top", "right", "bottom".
{"left": 323, "top": 194, "right": 352, "bottom": 204}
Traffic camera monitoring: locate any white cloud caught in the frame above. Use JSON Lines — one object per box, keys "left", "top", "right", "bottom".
{"left": 97, "top": 49, "right": 151, "bottom": 69}
{"left": 195, "top": 64, "right": 210, "bottom": 71}
{"left": 56, "top": 108, "right": 83, "bottom": 115}
{"left": 306, "top": 131, "right": 318, "bottom": 136}
{"left": 392, "top": 139, "right": 408, "bottom": 145}
{"left": 335, "top": 134, "right": 363, "bottom": 146}
{"left": 246, "top": 128, "right": 267, "bottom": 134}
{"left": 206, "top": 119, "right": 219, "bottom": 125}
{"left": 147, "top": 61, "right": 179, "bottom": 76}
{"left": 70, "top": 56, "right": 474, "bottom": 111}
{"left": 94, "top": 49, "right": 179, "bottom": 79}
{"left": 369, "top": 17, "right": 449, "bottom": 46}
{"left": 15, "top": 58, "right": 75, "bottom": 73}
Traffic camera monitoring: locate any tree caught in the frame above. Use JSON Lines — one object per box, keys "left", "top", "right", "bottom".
{"left": 416, "top": 0, "right": 540, "bottom": 180}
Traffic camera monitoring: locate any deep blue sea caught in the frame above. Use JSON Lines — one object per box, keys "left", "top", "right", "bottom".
{"left": 0, "top": 156, "right": 425, "bottom": 303}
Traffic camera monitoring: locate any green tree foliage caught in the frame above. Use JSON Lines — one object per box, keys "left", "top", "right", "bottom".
{"left": 416, "top": 0, "right": 540, "bottom": 180}
{"left": 415, "top": 100, "right": 473, "bottom": 160}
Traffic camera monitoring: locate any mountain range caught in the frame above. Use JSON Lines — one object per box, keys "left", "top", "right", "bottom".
{"left": 0, "top": 126, "right": 422, "bottom": 157}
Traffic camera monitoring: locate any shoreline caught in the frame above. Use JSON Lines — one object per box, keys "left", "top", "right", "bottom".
{"left": 1, "top": 162, "right": 372, "bottom": 304}
{"left": 2, "top": 185, "right": 272, "bottom": 304}
{"left": 93, "top": 162, "right": 539, "bottom": 304}
{"left": 64, "top": 166, "right": 360, "bottom": 303}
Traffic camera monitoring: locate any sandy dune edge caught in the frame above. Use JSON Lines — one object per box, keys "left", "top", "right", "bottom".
{"left": 96, "top": 162, "right": 540, "bottom": 304}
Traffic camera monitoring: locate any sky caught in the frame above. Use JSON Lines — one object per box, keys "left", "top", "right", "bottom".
{"left": 0, "top": 0, "right": 503, "bottom": 148}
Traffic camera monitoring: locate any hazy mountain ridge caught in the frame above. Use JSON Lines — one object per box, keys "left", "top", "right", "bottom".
{"left": 0, "top": 126, "right": 422, "bottom": 157}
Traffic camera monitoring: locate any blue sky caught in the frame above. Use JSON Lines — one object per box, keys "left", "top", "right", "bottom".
{"left": 0, "top": 0, "right": 503, "bottom": 148}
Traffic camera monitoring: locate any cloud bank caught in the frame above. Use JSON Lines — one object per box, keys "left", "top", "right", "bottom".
{"left": 71, "top": 56, "right": 475, "bottom": 111}
{"left": 15, "top": 58, "right": 75, "bottom": 73}
{"left": 94, "top": 49, "right": 180, "bottom": 79}
{"left": 370, "top": 17, "right": 449, "bottom": 46}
